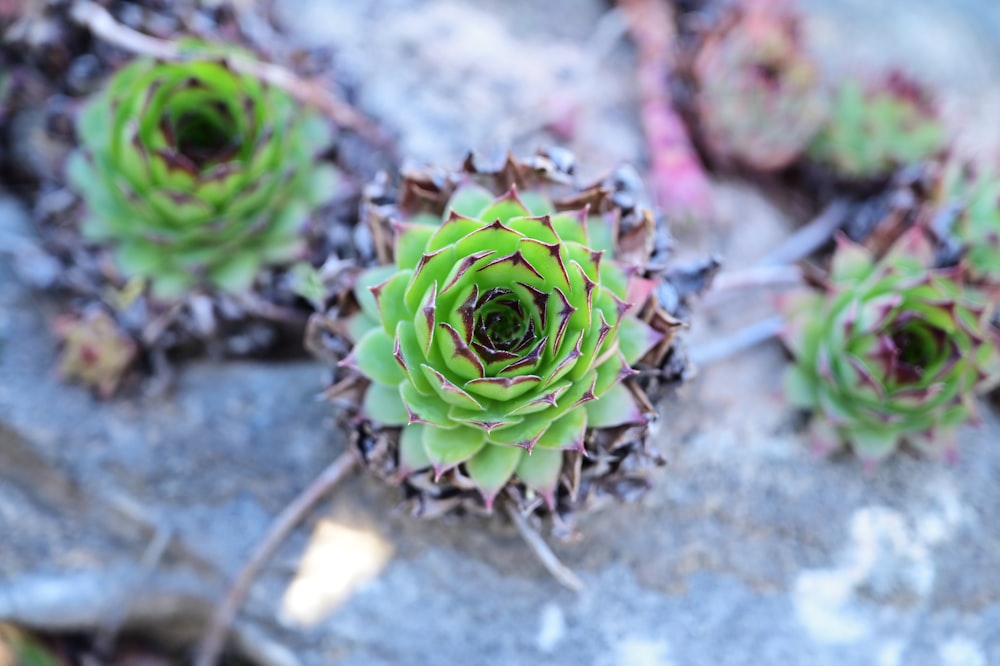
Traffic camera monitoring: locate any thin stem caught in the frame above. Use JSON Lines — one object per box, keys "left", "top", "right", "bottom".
{"left": 688, "top": 315, "right": 785, "bottom": 367}
{"left": 70, "top": 0, "right": 396, "bottom": 155}
{"left": 756, "top": 200, "right": 850, "bottom": 266}
{"left": 505, "top": 504, "right": 583, "bottom": 592}
{"left": 700, "top": 202, "right": 846, "bottom": 307}
{"left": 710, "top": 264, "right": 803, "bottom": 292}
{"left": 194, "top": 451, "right": 359, "bottom": 666}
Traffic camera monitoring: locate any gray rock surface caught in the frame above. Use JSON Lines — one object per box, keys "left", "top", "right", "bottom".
{"left": 3, "top": 1, "right": 1000, "bottom": 665}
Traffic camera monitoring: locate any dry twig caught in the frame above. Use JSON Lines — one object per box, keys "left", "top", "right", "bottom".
{"left": 710, "top": 264, "right": 803, "bottom": 292}
{"left": 505, "top": 504, "right": 584, "bottom": 592}
{"left": 195, "top": 450, "right": 359, "bottom": 666}
{"left": 756, "top": 200, "right": 850, "bottom": 266}
{"left": 688, "top": 315, "right": 785, "bottom": 366}
{"left": 701, "top": 201, "right": 849, "bottom": 308}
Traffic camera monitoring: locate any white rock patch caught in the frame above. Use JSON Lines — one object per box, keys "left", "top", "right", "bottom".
{"left": 793, "top": 483, "right": 968, "bottom": 646}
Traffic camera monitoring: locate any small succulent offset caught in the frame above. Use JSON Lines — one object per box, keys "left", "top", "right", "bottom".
{"left": 53, "top": 310, "right": 137, "bottom": 398}
{"left": 344, "top": 183, "right": 666, "bottom": 508}
{"left": 691, "top": 0, "right": 827, "bottom": 171}
{"left": 68, "top": 45, "right": 337, "bottom": 298}
{"left": 808, "top": 71, "right": 946, "bottom": 180}
{"left": 780, "top": 230, "right": 999, "bottom": 463}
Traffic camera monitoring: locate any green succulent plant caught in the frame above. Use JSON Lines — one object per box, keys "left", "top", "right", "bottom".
{"left": 938, "top": 166, "right": 1000, "bottom": 285}
{"left": 344, "top": 183, "right": 666, "bottom": 508}
{"left": 67, "top": 46, "right": 337, "bottom": 298}
{"left": 808, "top": 72, "right": 946, "bottom": 180}
{"left": 693, "top": 0, "right": 827, "bottom": 172}
{"left": 780, "top": 230, "right": 999, "bottom": 463}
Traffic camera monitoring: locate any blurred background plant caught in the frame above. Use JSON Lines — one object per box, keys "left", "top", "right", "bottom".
{"left": 68, "top": 45, "right": 337, "bottom": 298}
{"left": 0, "top": 0, "right": 392, "bottom": 397}
{"left": 779, "top": 230, "right": 999, "bottom": 464}
{"left": 807, "top": 71, "right": 947, "bottom": 183}
{"left": 684, "top": 0, "right": 827, "bottom": 172}
{"left": 935, "top": 162, "right": 1000, "bottom": 287}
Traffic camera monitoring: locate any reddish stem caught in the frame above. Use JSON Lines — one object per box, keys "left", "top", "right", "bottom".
{"left": 618, "top": 0, "right": 714, "bottom": 219}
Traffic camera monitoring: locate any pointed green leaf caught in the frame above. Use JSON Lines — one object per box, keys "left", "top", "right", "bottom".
{"left": 782, "top": 365, "right": 817, "bottom": 409}
{"left": 465, "top": 375, "right": 541, "bottom": 401}
{"left": 515, "top": 447, "right": 563, "bottom": 504}
{"left": 466, "top": 443, "right": 523, "bottom": 508}
{"left": 426, "top": 214, "right": 489, "bottom": 253}
{"left": 362, "top": 381, "right": 408, "bottom": 426}
{"left": 599, "top": 261, "right": 630, "bottom": 301}
{"left": 400, "top": 381, "right": 455, "bottom": 427}
{"left": 586, "top": 215, "right": 615, "bottom": 254}
{"left": 413, "top": 282, "right": 437, "bottom": 356}
{"left": 437, "top": 322, "right": 486, "bottom": 380}
{"left": 419, "top": 364, "right": 484, "bottom": 410}
{"left": 115, "top": 242, "right": 166, "bottom": 277}
{"left": 848, "top": 427, "right": 900, "bottom": 463}
{"left": 446, "top": 183, "right": 495, "bottom": 218}
{"left": 507, "top": 215, "right": 560, "bottom": 245}
{"left": 404, "top": 246, "right": 456, "bottom": 313}
{"left": 371, "top": 269, "right": 414, "bottom": 333}
{"left": 394, "top": 223, "right": 436, "bottom": 272}
{"left": 346, "top": 311, "right": 381, "bottom": 343}
{"left": 423, "top": 423, "right": 486, "bottom": 474}
{"left": 584, "top": 383, "right": 645, "bottom": 428}
{"left": 535, "top": 407, "right": 587, "bottom": 450}
{"left": 209, "top": 252, "right": 261, "bottom": 293}
{"left": 830, "top": 236, "right": 874, "bottom": 284}
{"left": 487, "top": 413, "right": 551, "bottom": 449}
{"left": 508, "top": 381, "right": 571, "bottom": 416}
{"left": 478, "top": 197, "right": 531, "bottom": 225}
{"left": 618, "top": 316, "right": 664, "bottom": 366}
{"left": 398, "top": 424, "right": 431, "bottom": 471}
{"left": 354, "top": 265, "right": 396, "bottom": 322}
{"left": 350, "top": 328, "right": 406, "bottom": 386}
{"left": 394, "top": 321, "right": 432, "bottom": 393}
{"left": 550, "top": 210, "right": 588, "bottom": 244}
{"left": 516, "top": 190, "right": 553, "bottom": 216}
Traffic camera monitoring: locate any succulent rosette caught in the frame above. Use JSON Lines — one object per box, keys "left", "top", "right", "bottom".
{"left": 780, "top": 230, "right": 999, "bottom": 462}
{"left": 53, "top": 309, "right": 137, "bottom": 398}
{"left": 690, "top": 0, "right": 827, "bottom": 171}
{"left": 808, "top": 71, "right": 946, "bottom": 181}
{"left": 341, "top": 176, "right": 671, "bottom": 509}
{"left": 67, "top": 45, "right": 337, "bottom": 298}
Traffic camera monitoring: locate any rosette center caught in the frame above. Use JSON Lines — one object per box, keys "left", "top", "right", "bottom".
{"left": 473, "top": 288, "right": 534, "bottom": 353}
{"left": 888, "top": 319, "right": 952, "bottom": 383}
{"left": 169, "top": 103, "right": 239, "bottom": 170}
